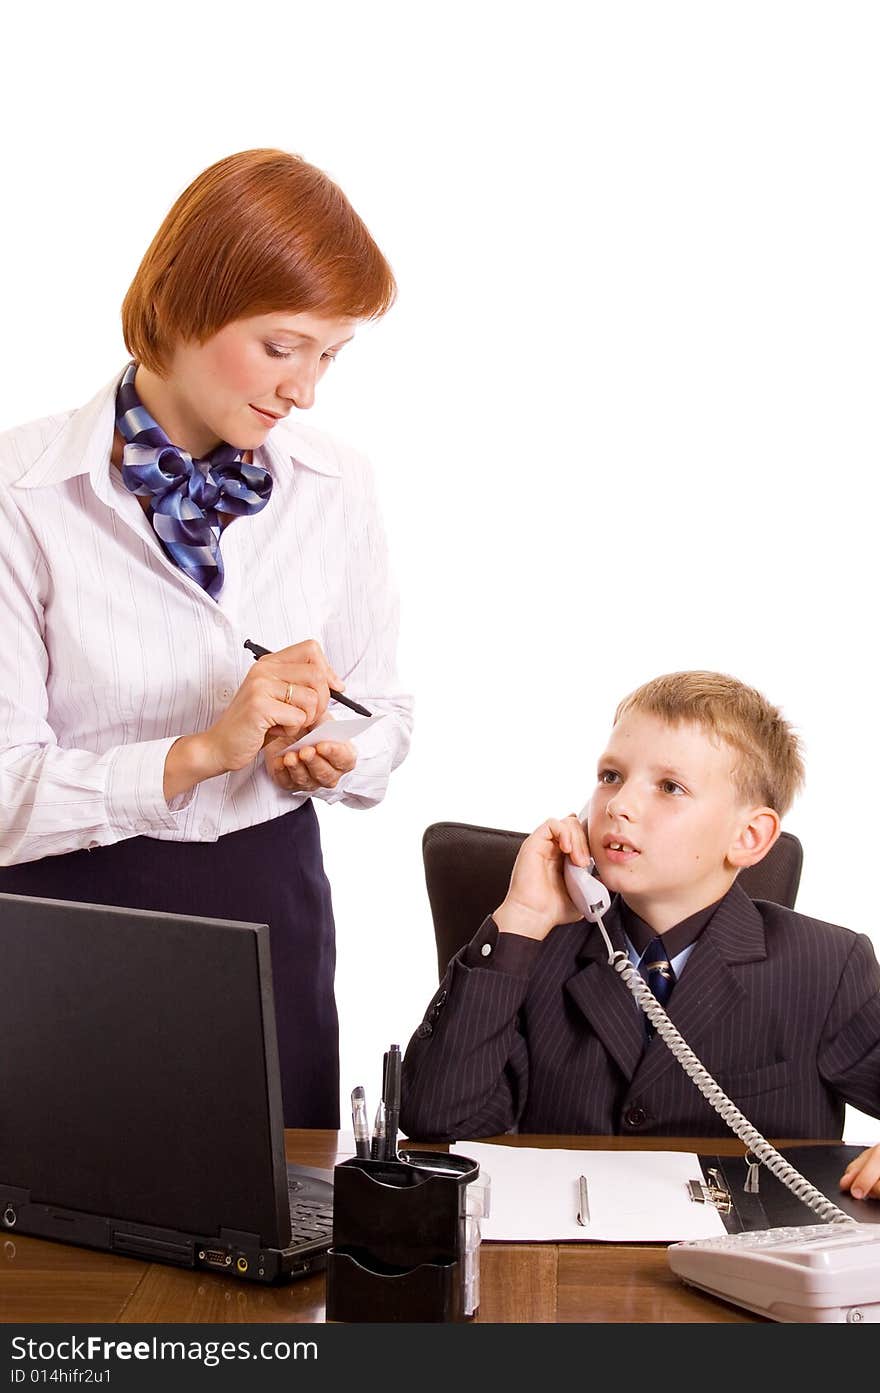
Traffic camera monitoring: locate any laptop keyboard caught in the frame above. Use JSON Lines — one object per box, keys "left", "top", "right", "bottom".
{"left": 287, "top": 1171, "right": 334, "bottom": 1246}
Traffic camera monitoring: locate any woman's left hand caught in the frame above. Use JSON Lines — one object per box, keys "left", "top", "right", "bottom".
{"left": 263, "top": 724, "right": 357, "bottom": 793}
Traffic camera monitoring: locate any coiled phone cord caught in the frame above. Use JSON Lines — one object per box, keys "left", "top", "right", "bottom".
{"left": 593, "top": 915, "right": 853, "bottom": 1225}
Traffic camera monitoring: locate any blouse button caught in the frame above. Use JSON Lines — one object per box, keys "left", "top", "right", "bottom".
{"left": 480, "top": 943, "right": 492, "bottom": 957}
{"left": 415, "top": 1022, "right": 433, "bottom": 1039}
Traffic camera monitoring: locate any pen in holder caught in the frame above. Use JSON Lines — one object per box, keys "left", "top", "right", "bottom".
{"left": 325, "top": 1151, "right": 484, "bottom": 1323}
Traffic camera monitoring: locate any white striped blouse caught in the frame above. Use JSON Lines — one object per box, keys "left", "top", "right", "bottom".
{"left": 0, "top": 369, "right": 413, "bottom": 866}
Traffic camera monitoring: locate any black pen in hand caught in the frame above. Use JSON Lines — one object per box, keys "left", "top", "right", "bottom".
{"left": 243, "top": 640, "right": 372, "bottom": 717}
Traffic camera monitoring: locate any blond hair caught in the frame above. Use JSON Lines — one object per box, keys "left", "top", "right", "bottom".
{"left": 614, "top": 671, "right": 805, "bottom": 816}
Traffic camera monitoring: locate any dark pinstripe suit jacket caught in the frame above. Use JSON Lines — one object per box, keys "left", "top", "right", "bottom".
{"left": 400, "top": 882, "right": 880, "bottom": 1142}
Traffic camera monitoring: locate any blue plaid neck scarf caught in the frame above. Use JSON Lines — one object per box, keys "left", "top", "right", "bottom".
{"left": 116, "top": 363, "right": 273, "bottom": 599}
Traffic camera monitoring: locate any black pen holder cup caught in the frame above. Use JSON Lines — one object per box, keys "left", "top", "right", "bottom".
{"left": 325, "top": 1152, "right": 481, "bottom": 1323}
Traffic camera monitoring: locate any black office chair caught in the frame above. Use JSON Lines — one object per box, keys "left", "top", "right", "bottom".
{"left": 422, "top": 820, "right": 804, "bottom": 978}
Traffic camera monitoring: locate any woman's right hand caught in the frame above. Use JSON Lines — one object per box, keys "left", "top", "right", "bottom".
{"left": 493, "top": 815, "right": 592, "bottom": 941}
{"left": 164, "top": 640, "right": 344, "bottom": 798}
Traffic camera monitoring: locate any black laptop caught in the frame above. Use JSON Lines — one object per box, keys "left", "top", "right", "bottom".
{"left": 0, "top": 891, "right": 334, "bottom": 1283}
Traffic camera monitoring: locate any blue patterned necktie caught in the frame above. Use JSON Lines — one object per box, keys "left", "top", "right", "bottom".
{"left": 639, "top": 936, "right": 676, "bottom": 1038}
{"left": 116, "top": 363, "right": 273, "bottom": 599}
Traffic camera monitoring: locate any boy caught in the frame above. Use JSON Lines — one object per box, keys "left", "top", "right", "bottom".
{"left": 401, "top": 671, "right": 880, "bottom": 1200}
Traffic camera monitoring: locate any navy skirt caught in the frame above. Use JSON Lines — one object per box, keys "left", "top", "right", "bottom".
{"left": 0, "top": 802, "right": 339, "bottom": 1128}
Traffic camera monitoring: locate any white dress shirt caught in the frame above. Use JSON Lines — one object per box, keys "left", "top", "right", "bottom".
{"left": 0, "top": 369, "right": 413, "bottom": 866}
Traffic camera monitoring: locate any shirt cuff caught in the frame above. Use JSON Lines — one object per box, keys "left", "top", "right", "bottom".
{"left": 104, "top": 736, "right": 195, "bottom": 835}
{"left": 462, "top": 916, "right": 544, "bottom": 975}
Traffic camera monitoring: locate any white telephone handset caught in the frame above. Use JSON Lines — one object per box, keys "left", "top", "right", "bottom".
{"left": 563, "top": 857, "right": 611, "bottom": 924}
{"left": 562, "top": 815, "right": 880, "bottom": 1323}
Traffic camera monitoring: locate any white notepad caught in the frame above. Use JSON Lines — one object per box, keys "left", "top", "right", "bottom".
{"left": 450, "top": 1141, "right": 727, "bottom": 1242}
{"left": 279, "top": 713, "right": 384, "bottom": 754}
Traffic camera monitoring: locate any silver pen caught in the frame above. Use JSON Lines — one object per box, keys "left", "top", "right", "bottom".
{"left": 370, "top": 1102, "right": 386, "bottom": 1160}
{"left": 577, "top": 1174, "right": 590, "bottom": 1226}
{"left": 351, "top": 1085, "right": 370, "bottom": 1160}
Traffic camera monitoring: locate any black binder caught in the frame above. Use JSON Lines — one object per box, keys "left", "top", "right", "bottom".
{"left": 694, "top": 1144, "right": 880, "bottom": 1234}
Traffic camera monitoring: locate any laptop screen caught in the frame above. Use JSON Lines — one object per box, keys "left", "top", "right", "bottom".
{"left": 0, "top": 892, "right": 291, "bottom": 1248}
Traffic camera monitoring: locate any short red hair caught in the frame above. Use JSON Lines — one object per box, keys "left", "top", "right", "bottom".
{"left": 121, "top": 148, "right": 396, "bottom": 374}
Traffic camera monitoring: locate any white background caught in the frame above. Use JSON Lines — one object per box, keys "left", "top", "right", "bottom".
{"left": 2, "top": 2, "right": 878, "bottom": 1144}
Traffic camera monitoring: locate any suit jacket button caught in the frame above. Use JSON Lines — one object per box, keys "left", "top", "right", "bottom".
{"left": 623, "top": 1106, "right": 648, "bottom": 1129}
{"left": 416, "top": 1022, "right": 433, "bottom": 1039}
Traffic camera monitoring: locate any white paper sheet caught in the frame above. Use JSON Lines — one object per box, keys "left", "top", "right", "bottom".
{"left": 450, "top": 1141, "right": 728, "bottom": 1242}
{"left": 279, "top": 713, "right": 384, "bottom": 754}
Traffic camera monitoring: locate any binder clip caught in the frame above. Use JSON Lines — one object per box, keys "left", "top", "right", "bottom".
{"left": 687, "top": 1168, "right": 732, "bottom": 1214}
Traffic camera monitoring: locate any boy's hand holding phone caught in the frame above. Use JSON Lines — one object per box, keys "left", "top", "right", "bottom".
{"left": 494, "top": 814, "right": 592, "bottom": 941}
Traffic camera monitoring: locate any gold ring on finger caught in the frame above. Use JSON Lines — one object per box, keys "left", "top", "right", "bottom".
{"left": 283, "top": 682, "right": 295, "bottom": 705}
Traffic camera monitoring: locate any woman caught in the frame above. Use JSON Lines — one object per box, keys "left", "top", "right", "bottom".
{"left": 0, "top": 149, "right": 413, "bottom": 1127}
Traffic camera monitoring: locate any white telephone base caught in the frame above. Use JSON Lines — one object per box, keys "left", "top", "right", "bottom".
{"left": 668, "top": 1220, "right": 880, "bottom": 1323}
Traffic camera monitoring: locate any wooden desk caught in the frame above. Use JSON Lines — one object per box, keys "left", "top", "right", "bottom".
{"left": 0, "top": 1133, "right": 830, "bottom": 1325}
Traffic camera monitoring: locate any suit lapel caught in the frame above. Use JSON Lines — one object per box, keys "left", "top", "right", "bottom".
{"left": 563, "top": 901, "right": 646, "bottom": 1081}
{"left": 631, "top": 882, "right": 768, "bottom": 1095}
{"left": 563, "top": 884, "right": 769, "bottom": 1093}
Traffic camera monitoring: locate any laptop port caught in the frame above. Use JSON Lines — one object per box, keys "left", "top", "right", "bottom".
{"left": 198, "top": 1248, "right": 232, "bottom": 1267}
{"left": 2, "top": 1207, "right": 16, "bottom": 1228}
{"left": 236, "top": 1257, "right": 248, "bottom": 1273}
